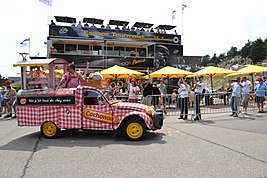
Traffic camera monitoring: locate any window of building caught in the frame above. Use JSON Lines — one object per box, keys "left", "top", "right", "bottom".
{"left": 114, "top": 46, "right": 125, "bottom": 56}
{"left": 66, "top": 44, "right": 77, "bottom": 54}
{"left": 137, "top": 48, "right": 146, "bottom": 57}
{"left": 92, "top": 46, "right": 102, "bottom": 55}
{"left": 53, "top": 44, "right": 64, "bottom": 53}
{"left": 78, "top": 45, "right": 90, "bottom": 54}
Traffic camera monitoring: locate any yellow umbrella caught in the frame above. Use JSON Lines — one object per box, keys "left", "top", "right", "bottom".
{"left": 227, "top": 65, "right": 267, "bottom": 76}
{"left": 149, "top": 66, "right": 193, "bottom": 91}
{"left": 227, "top": 65, "right": 267, "bottom": 87}
{"left": 149, "top": 66, "right": 193, "bottom": 78}
{"left": 188, "top": 66, "right": 236, "bottom": 89}
{"left": 100, "top": 65, "right": 143, "bottom": 79}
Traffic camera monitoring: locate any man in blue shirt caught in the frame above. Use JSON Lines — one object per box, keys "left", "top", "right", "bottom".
{"left": 254, "top": 78, "right": 267, "bottom": 113}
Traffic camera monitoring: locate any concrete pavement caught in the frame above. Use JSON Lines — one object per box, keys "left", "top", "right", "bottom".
{"left": 0, "top": 110, "right": 266, "bottom": 177}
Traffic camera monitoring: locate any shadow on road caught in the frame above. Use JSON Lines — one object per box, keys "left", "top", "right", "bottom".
{"left": 0, "top": 130, "right": 166, "bottom": 152}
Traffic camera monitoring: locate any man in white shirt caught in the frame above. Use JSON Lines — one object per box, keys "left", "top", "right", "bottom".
{"left": 193, "top": 76, "right": 205, "bottom": 120}
{"left": 241, "top": 77, "right": 252, "bottom": 114}
{"left": 230, "top": 77, "right": 243, "bottom": 117}
{"left": 178, "top": 78, "right": 190, "bottom": 120}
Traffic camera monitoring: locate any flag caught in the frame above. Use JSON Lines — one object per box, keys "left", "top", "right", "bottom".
{"left": 39, "top": 0, "right": 52, "bottom": 7}
{"left": 182, "top": 4, "right": 187, "bottom": 10}
{"left": 172, "top": 10, "right": 176, "bottom": 20}
{"left": 20, "top": 38, "right": 30, "bottom": 47}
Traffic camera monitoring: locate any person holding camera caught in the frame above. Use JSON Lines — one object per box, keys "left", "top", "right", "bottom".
{"left": 193, "top": 76, "right": 205, "bottom": 120}
{"left": 178, "top": 78, "right": 190, "bottom": 120}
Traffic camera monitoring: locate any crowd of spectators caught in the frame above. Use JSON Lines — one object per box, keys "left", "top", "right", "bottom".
{"left": 0, "top": 80, "right": 17, "bottom": 118}
{"left": 50, "top": 20, "right": 179, "bottom": 35}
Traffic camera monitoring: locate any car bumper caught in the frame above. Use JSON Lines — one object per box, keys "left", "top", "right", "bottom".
{"left": 152, "top": 109, "right": 164, "bottom": 129}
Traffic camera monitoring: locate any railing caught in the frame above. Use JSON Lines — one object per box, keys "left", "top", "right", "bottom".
{"left": 114, "top": 90, "right": 267, "bottom": 119}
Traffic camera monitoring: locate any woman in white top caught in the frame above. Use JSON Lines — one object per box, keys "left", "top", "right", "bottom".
{"left": 178, "top": 78, "right": 190, "bottom": 120}
{"left": 127, "top": 78, "right": 140, "bottom": 103}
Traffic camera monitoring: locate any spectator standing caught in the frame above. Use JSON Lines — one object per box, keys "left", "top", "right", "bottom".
{"left": 71, "top": 21, "right": 76, "bottom": 27}
{"left": 230, "top": 77, "right": 243, "bottom": 117}
{"left": 218, "top": 86, "right": 227, "bottom": 105}
{"left": 157, "top": 78, "right": 167, "bottom": 114}
{"left": 0, "top": 88, "right": 3, "bottom": 117}
{"left": 193, "top": 76, "right": 205, "bottom": 120}
{"left": 127, "top": 77, "right": 140, "bottom": 103}
{"left": 141, "top": 74, "right": 153, "bottom": 106}
{"left": 106, "top": 24, "right": 111, "bottom": 29}
{"left": 90, "top": 23, "right": 96, "bottom": 28}
{"left": 178, "top": 78, "right": 190, "bottom": 120}
{"left": 122, "top": 24, "right": 126, "bottom": 30}
{"left": 1, "top": 84, "right": 7, "bottom": 115}
{"left": 56, "top": 63, "right": 83, "bottom": 89}
{"left": 226, "top": 79, "right": 233, "bottom": 105}
{"left": 4, "top": 85, "right": 17, "bottom": 118}
{"left": 84, "top": 22, "right": 89, "bottom": 28}
{"left": 171, "top": 89, "right": 178, "bottom": 108}
{"left": 130, "top": 26, "right": 135, "bottom": 31}
{"left": 254, "top": 78, "right": 267, "bottom": 113}
{"left": 152, "top": 82, "right": 161, "bottom": 109}
{"left": 241, "top": 76, "right": 252, "bottom": 114}
{"left": 77, "top": 21, "right": 82, "bottom": 28}
{"left": 50, "top": 20, "right": 56, "bottom": 25}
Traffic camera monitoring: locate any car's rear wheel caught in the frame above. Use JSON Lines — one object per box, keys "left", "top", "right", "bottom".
{"left": 41, "top": 121, "right": 60, "bottom": 138}
{"left": 124, "top": 119, "right": 146, "bottom": 141}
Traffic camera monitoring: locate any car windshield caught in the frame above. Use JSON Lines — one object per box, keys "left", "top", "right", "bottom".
{"left": 101, "top": 89, "right": 118, "bottom": 104}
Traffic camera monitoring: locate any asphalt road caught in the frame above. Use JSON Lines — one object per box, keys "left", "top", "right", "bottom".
{"left": 0, "top": 111, "right": 267, "bottom": 178}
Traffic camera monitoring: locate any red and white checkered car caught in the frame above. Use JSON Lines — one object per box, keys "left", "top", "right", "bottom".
{"left": 17, "top": 86, "right": 164, "bottom": 140}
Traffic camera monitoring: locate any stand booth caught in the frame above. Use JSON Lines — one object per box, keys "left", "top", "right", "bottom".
{"left": 13, "top": 58, "right": 69, "bottom": 90}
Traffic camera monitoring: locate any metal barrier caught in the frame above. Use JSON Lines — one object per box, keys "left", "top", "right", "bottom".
{"left": 115, "top": 90, "right": 267, "bottom": 119}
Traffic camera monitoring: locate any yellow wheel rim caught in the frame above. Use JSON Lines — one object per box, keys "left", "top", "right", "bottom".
{"left": 126, "top": 122, "right": 143, "bottom": 139}
{"left": 43, "top": 122, "right": 57, "bottom": 137}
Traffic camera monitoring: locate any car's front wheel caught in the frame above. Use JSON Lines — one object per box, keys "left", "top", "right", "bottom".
{"left": 123, "top": 119, "right": 146, "bottom": 141}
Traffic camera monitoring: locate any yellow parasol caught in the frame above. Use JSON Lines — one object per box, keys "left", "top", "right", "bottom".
{"left": 100, "top": 65, "right": 143, "bottom": 79}
{"left": 187, "top": 66, "right": 236, "bottom": 89}
{"left": 149, "top": 66, "right": 193, "bottom": 78}
{"left": 226, "top": 65, "right": 267, "bottom": 87}
{"left": 149, "top": 66, "right": 193, "bottom": 91}
{"left": 227, "top": 65, "right": 267, "bottom": 76}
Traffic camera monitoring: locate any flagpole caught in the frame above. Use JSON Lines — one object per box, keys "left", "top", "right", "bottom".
{"left": 181, "top": 4, "right": 187, "bottom": 36}
{"left": 29, "top": 37, "right": 31, "bottom": 55}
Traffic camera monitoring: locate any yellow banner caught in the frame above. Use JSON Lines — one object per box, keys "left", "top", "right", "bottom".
{"left": 83, "top": 109, "right": 119, "bottom": 124}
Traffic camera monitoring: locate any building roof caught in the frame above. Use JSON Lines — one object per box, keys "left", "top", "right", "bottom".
{"left": 13, "top": 58, "right": 68, "bottom": 67}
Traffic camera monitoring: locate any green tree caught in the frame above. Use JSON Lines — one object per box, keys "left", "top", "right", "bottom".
{"left": 227, "top": 47, "right": 239, "bottom": 58}
{"left": 249, "top": 38, "right": 266, "bottom": 63}
{"left": 218, "top": 53, "right": 226, "bottom": 63}
{"left": 201, "top": 55, "right": 210, "bottom": 66}
{"left": 240, "top": 40, "right": 252, "bottom": 58}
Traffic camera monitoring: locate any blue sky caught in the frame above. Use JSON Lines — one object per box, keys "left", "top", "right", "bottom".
{"left": 0, "top": 0, "right": 266, "bottom": 77}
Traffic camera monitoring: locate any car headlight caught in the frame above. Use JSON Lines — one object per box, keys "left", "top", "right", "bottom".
{"left": 146, "top": 106, "right": 154, "bottom": 115}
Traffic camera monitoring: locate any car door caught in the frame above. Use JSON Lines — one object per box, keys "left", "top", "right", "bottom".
{"left": 82, "top": 89, "right": 115, "bottom": 130}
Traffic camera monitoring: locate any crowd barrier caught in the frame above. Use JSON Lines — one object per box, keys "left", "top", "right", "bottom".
{"left": 114, "top": 90, "right": 267, "bottom": 119}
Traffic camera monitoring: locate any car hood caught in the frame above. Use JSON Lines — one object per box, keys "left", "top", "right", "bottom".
{"left": 113, "top": 102, "right": 150, "bottom": 112}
